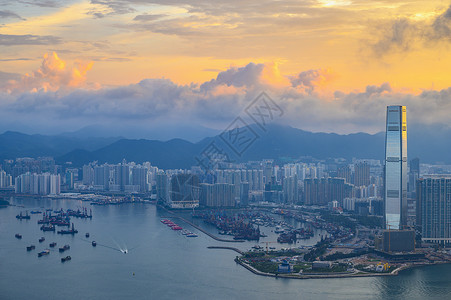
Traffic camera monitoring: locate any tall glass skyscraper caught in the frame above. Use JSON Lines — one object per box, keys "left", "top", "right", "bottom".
{"left": 384, "top": 105, "right": 407, "bottom": 229}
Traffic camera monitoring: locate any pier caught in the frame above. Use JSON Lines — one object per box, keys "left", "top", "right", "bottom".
{"left": 158, "top": 205, "right": 245, "bottom": 243}
{"left": 207, "top": 246, "right": 244, "bottom": 255}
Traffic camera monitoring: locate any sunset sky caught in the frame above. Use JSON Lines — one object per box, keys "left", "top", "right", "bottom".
{"left": 1, "top": 0, "right": 451, "bottom": 138}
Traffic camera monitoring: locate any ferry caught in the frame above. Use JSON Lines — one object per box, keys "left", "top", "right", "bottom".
{"left": 26, "top": 245, "right": 36, "bottom": 251}
{"left": 39, "top": 237, "right": 45, "bottom": 243}
{"left": 38, "top": 249, "right": 50, "bottom": 257}
{"left": 61, "top": 256, "right": 71, "bottom": 263}
{"left": 15, "top": 233, "right": 22, "bottom": 239}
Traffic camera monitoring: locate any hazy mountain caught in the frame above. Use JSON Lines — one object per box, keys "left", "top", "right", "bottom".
{"left": 61, "top": 123, "right": 221, "bottom": 143}
{"left": 0, "top": 131, "right": 120, "bottom": 160}
{"left": 2, "top": 124, "right": 450, "bottom": 169}
{"left": 58, "top": 124, "right": 388, "bottom": 169}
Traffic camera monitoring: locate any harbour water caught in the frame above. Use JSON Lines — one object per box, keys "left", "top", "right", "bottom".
{"left": 1, "top": 197, "right": 451, "bottom": 300}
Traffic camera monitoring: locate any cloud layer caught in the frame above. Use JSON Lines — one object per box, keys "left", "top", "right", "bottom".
{"left": 1, "top": 52, "right": 451, "bottom": 137}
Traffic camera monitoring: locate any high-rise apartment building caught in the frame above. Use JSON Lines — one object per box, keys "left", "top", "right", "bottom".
{"left": 417, "top": 176, "right": 451, "bottom": 245}
{"left": 354, "top": 162, "right": 370, "bottom": 187}
{"left": 384, "top": 105, "right": 408, "bottom": 229}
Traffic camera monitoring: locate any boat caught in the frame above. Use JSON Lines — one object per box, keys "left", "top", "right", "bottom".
{"left": 61, "top": 256, "right": 71, "bottom": 262}
{"left": 85, "top": 233, "right": 90, "bottom": 238}
{"left": 171, "top": 226, "right": 182, "bottom": 230}
{"left": 39, "top": 237, "right": 45, "bottom": 243}
{"left": 92, "top": 241, "right": 97, "bottom": 247}
{"left": 40, "top": 224, "right": 55, "bottom": 232}
{"left": 30, "top": 211, "right": 42, "bottom": 214}
{"left": 49, "top": 242, "right": 57, "bottom": 248}
{"left": 15, "top": 233, "right": 22, "bottom": 239}
{"left": 186, "top": 233, "right": 198, "bottom": 237}
{"left": 16, "top": 211, "right": 31, "bottom": 220}
{"left": 26, "top": 245, "right": 36, "bottom": 251}
{"left": 57, "top": 223, "right": 78, "bottom": 235}
{"left": 274, "top": 226, "right": 285, "bottom": 234}
{"left": 59, "top": 245, "right": 70, "bottom": 252}
{"left": 38, "top": 249, "right": 50, "bottom": 257}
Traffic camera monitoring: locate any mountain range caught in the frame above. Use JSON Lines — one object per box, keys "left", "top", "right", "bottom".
{"left": 0, "top": 124, "right": 448, "bottom": 169}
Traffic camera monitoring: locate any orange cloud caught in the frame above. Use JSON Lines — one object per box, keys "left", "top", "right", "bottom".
{"left": 7, "top": 52, "right": 93, "bottom": 93}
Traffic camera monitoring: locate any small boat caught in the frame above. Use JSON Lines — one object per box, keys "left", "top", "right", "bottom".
{"left": 15, "top": 233, "right": 22, "bottom": 239}
{"left": 92, "top": 241, "right": 97, "bottom": 247}
{"left": 59, "top": 244, "right": 70, "bottom": 252}
{"left": 171, "top": 226, "right": 183, "bottom": 230}
{"left": 16, "top": 211, "right": 31, "bottom": 220}
{"left": 85, "top": 233, "right": 90, "bottom": 238}
{"left": 186, "top": 233, "right": 198, "bottom": 237}
{"left": 30, "top": 211, "right": 42, "bottom": 214}
{"left": 49, "top": 242, "right": 57, "bottom": 247}
{"left": 61, "top": 256, "right": 71, "bottom": 262}
{"left": 39, "top": 237, "right": 45, "bottom": 243}
{"left": 26, "top": 245, "right": 36, "bottom": 251}
{"left": 38, "top": 249, "right": 50, "bottom": 257}
{"left": 40, "top": 224, "right": 55, "bottom": 232}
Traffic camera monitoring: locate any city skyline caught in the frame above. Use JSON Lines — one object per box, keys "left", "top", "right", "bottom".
{"left": 1, "top": 1, "right": 451, "bottom": 135}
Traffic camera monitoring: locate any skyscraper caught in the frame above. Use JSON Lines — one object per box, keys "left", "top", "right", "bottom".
{"left": 417, "top": 176, "right": 451, "bottom": 245}
{"left": 384, "top": 105, "right": 408, "bottom": 229}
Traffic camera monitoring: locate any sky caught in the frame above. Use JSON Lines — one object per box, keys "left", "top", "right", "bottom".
{"left": 1, "top": 0, "right": 451, "bottom": 138}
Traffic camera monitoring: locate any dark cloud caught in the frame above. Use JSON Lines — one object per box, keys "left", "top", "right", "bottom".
{"left": 432, "top": 5, "right": 451, "bottom": 40}
{"left": 18, "top": 0, "right": 60, "bottom": 7}
{"left": 370, "top": 5, "right": 451, "bottom": 56}
{"left": 89, "top": 0, "right": 136, "bottom": 18}
{"left": 0, "top": 10, "right": 24, "bottom": 20}
{"left": 0, "top": 34, "right": 62, "bottom": 46}
{"left": 133, "top": 14, "right": 166, "bottom": 22}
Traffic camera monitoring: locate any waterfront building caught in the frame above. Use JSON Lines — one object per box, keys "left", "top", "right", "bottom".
{"left": 15, "top": 172, "right": 60, "bottom": 195}
{"left": 417, "top": 176, "right": 451, "bottom": 245}
{"left": 384, "top": 105, "right": 408, "bottom": 230}
{"left": 169, "top": 174, "right": 199, "bottom": 208}
{"left": 156, "top": 172, "right": 170, "bottom": 205}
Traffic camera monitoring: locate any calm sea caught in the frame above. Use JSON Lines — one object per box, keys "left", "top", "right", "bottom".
{"left": 1, "top": 197, "right": 451, "bottom": 300}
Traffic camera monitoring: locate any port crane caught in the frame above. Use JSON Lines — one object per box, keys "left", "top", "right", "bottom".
{"left": 260, "top": 241, "right": 278, "bottom": 253}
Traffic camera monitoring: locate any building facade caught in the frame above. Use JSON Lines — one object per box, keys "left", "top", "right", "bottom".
{"left": 384, "top": 105, "right": 408, "bottom": 229}
{"left": 417, "top": 176, "right": 451, "bottom": 244}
